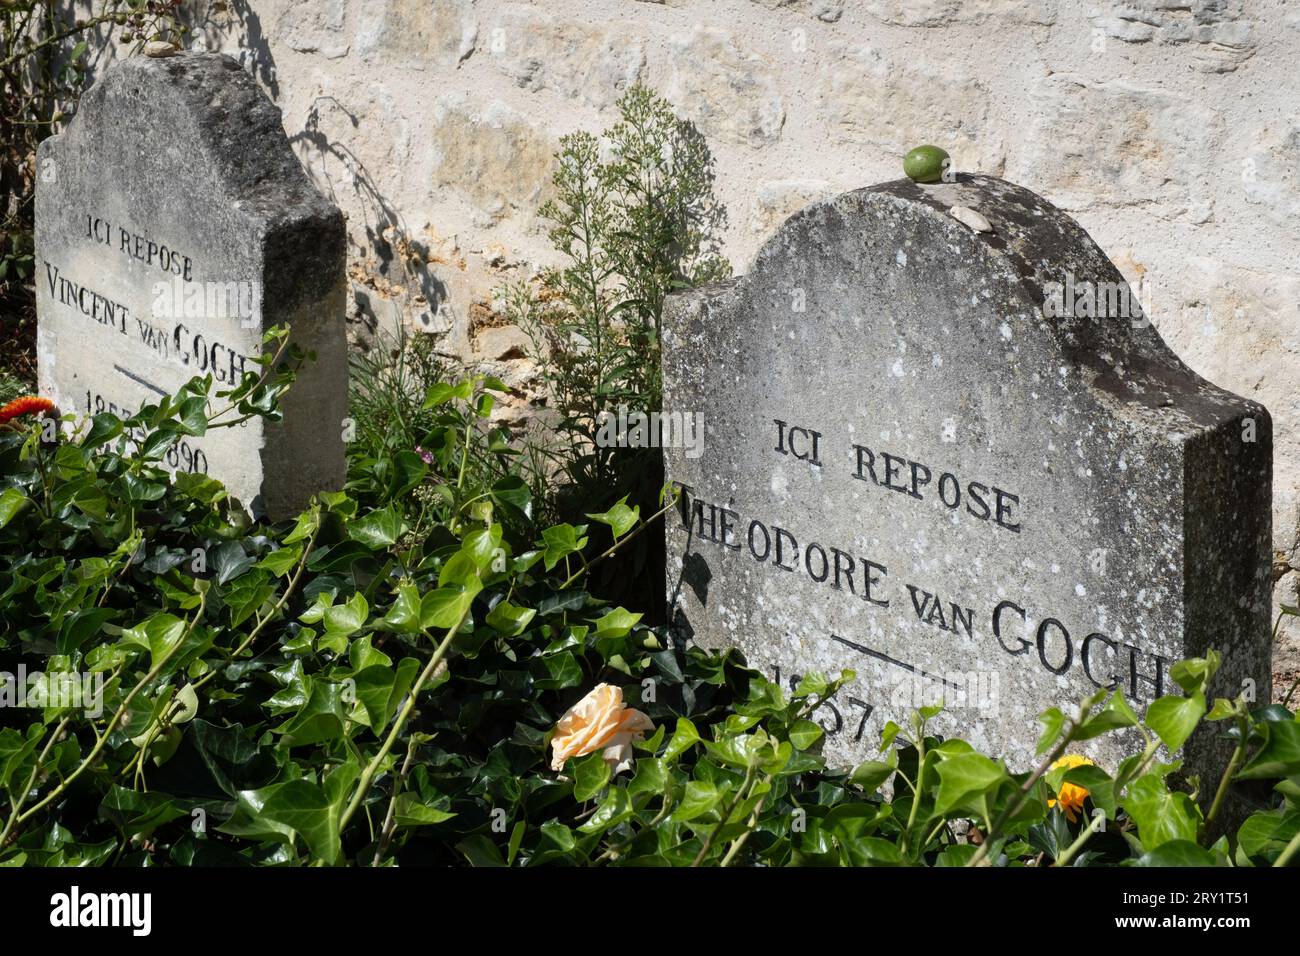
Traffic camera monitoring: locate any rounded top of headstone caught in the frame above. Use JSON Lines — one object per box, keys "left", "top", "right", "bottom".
{"left": 44, "top": 51, "right": 338, "bottom": 235}
{"left": 690, "top": 174, "right": 1263, "bottom": 434}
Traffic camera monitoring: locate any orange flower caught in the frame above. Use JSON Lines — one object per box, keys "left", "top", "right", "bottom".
{"left": 550, "top": 683, "right": 655, "bottom": 774}
{"left": 1048, "top": 754, "right": 1095, "bottom": 822}
{"left": 0, "top": 395, "right": 55, "bottom": 425}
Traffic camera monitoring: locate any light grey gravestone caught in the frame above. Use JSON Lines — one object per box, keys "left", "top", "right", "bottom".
{"left": 662, "top": 174, "right": 1272, "bottom": 779}
{"left": 36, "top": 52, "right": 347, "bottom": 519}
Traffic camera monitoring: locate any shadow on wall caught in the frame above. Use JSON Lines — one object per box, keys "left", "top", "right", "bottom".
{"left": 194, "top": 0, "right": 278, "bottom": 100}
{"left": 290, "top": 97, "right": 449, "bottom": 339}
{"left": 192, "top": 1, "right": 447, "bottom": 340}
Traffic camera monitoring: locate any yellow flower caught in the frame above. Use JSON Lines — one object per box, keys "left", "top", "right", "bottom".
{"left": 1048, "top": 754, "right": 1095, "bottom": 822}
{"left": 550, "top": 683, "right": 655, "bottom": 774}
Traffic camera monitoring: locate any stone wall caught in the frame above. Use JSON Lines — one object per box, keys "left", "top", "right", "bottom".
{"left": 128, "top": 1, "right": 1300, "bottom": 673}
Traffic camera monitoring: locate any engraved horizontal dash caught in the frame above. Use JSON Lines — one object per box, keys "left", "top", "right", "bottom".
{"left": 113, "top": 364, "right": 167, "bottom": 397}
{"left": 830, "top": 633, "right": 964, "bottom": 691}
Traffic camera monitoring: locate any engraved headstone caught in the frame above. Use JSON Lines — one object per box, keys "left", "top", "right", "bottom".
{"left": 663, "top": 175, "right": 1272, "bottom": 776}
{"left": 36, "top": 52, "right": 347, "bottom": 518}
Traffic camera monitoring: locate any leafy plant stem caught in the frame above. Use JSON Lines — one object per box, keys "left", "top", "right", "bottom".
{"left": 4, "top": 590, "right": 204, "bottom": 833}
{"left": 1204, "top": 709, "right": 1249, "bottom": 833}
{"left": 720, "top": 782, "right": 770, "bottom": 868}
{"left": 1053, "top": 812, "right": 1105, "bottom": 867}
{"left": 0, "top": 714, "right": 72, "bottom": 844}
{"left": 372, "top": 732, "right": 420, "bottom": 867}
{"left": 339, "top": 610, "right": 471, "bottom": 836}
{"left": 902, "top": 728, "right": 926, "bottom": 856}
{"left": 192, "top": 508, "right": 320, "bottom": 691}
{"left": 1275, "top": 827, "right": 1300, "bottom": 868}
{"left": 560, "top": 490, "right": 680, "bottom": 589}
{"left": 692, "top": 761, "right": 756, "bottom": 867}
{"left": 967, "top": 730, "right": 1077, "bottom": 867}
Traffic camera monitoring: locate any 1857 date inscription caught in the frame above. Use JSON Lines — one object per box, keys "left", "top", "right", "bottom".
{"left": 84, "top": 389, "right": 210, "bottom": 474}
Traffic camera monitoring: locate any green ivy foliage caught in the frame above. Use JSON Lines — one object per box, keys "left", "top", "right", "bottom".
{"left": 0, "top": 358, "right": 1297, "bottom": 867}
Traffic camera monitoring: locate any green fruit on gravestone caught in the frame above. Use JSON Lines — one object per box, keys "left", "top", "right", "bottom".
{"left": 903, "top": 145, "right": 950, "bottom": 183}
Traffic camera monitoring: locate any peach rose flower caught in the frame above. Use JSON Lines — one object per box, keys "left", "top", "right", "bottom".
{"left": 550, "top": 683, "right": 655, "bottom": 774}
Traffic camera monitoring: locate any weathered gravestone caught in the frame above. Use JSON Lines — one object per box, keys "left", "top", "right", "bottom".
{"left": 36, "top": 52, "right": 347, "bottom": 519}
{"left": 663, "top": 175, "right": 1272, "bottom": 778}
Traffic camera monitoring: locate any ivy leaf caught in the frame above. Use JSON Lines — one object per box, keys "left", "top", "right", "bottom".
{"left": 672, "top": 780, "right": 725, "bottom": 823}
{"left": 56, "top": 607, "right": 116, "bottom": 656}
{"left": 80, "top": 414, "right": 123, "bottom": 449}
{"left": 1236, "top": 719, "right": 1300, "bottom": 780}
{"left": 383, "top": 583, "right": 423, "bottom": 633}
{"left": 592, "top": 607, "right": 641, "bottom": 640}
{"left": 348, "top": 507, "right": 407, "bottom": 550}
{"left": 176, "top": 396, "right": 209, "bottom": 437}
{"left": 535, "top": 649, "right": 583, "bottom": 690}
{"left": 212, "top": 540, "right": 255, "bottom": 585}
{"left": 1123, "top": 773, "right": 1202, "bottom": 851}
{"left": 486, "top": 599, "right": 536, "bottom": 636}
{"left": 1169, "top": 653, "right": 1221, "bottom": 696}
{"left": 850, "top": 755, "right": 897, "bottom": 793}
{"left": 389, "top": 450, "right": 428, "bottom": 499}
{"left": 456, "top": 834, "right": 506, "bottom": 867}
{"left": 879, "top": 720, "right": 903, "bottom": 753}
{"left": 663, "top": 718, "right": 700, "bottom": 761}
{"left": 627, "top": 757, "right": 669, "bottom": 798}
{"left": 1206, "top": 698, "right": 1237, "bottom": 721}
{"left": 1036, "top": 707, "right": 1067, "bottom": 756}
{"left": 579, "top": 787, "right": 634, "bottom": 834}
{"left": 788, "top": 719, "right": 823, "bottom": 751}
{"left": 188, "top": 720, "right": 278, "bottom": 798}
{"left": 794, "top": 673, "right": 830, "bottom": 699}
{"left": 1060, "top": 764, "right": 1118, "bottom": 819}
{"left": 274, "top": 681, "right": 347, "bottom": 746}
{"left": 393, "top": 794, "right": 456, "bottom": 827}
{"left": 934, "top": 752, "right": 1006, "bottom": 815}
{"left": 1145, "top": 693, "right": 1206, "bottom": 754}
{"left": 1074, "top": 691, "right": 1140, "bottom": 741}
{"left": 298, "top": 591, "right": 334, "bottom": 625}
{"left": 1136, "top": 840, "right": 1218, "bottom": 866}
{"left": 98, "top": 786, "right": 188, "bottom": 839}
{"left": 224, "top": 574, "right": 274, "bottom": 628}
{"left": 239, "top": 776, "right": 349, "bottom": 865}
{"left": 122, "top": 613, "right": 188, "bottom": 670}
{"left": 586, "top": 498, "right": 639, "bottom": 540}
{"left": 439, "top": 551, "right": 482, "bottom": 589}
{"left": 541, "top": 524, "right": 588, "bottom": 571}
{"left": 1236, "top": 807, "right": 1300, "bottom": 865}
{"left": 0, "top": 487, "right": 28, "bottom": 530}
{"left": 282, "top": 509, "right": 320, "bottom": 545}
{"left": 573, "top": 752, "right": 611, "bottom": 801}
{"left": 705, "top": 732, "right": 772, "bottom": 770}
{"left": 420, "top": 584, "right": 478, "bottom": 630}
{"left": 490, "top": 476, "right": 533, "bottom": 521}
{"left": 935, "top": 844, "right": 980, "bottom": 867}
{"left": 352, "top": 658, "right": 417, "bottom": 731}
{"left": 349, "top": 635, "right": 392, "bottom": 672}
{"left": 422, "top": 382, "right": 460, "bottom": 408}
{"left": 255, "top": 544, "right": 302, "bottom": 578}
{"left": 462, "top": 526, "right": 504, "bottom": 571}
{"left": 323, "top": 592, "right": 368, "bottom": 638}
{"left": 0, "top": 726, "right": 44, "bottom": 795}
{"left": 538, "top": 589, "right": 588, "bottom": 616}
